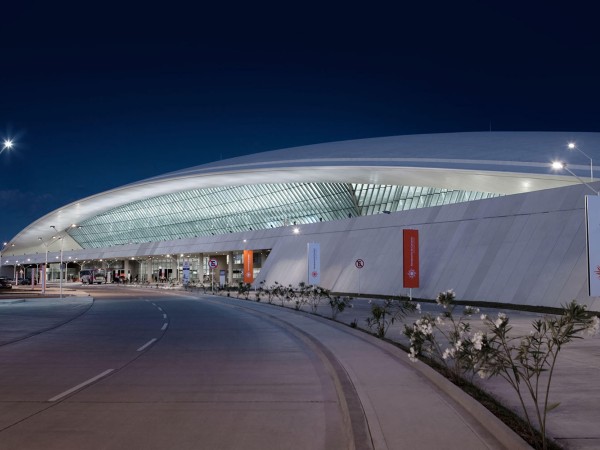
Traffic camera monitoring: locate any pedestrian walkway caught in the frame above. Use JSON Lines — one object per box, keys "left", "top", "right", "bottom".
{"left": 214, "top": 296, "right": 530, "bottom": 449}
{"left": 214, "top": 293, "right": 600, "bottom": 450}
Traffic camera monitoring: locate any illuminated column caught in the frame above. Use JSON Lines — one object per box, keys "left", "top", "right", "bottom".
{"left": 228, "top": 252, "right": 234, "bottom": 286}
{"left": 198, "top": 253, "right": 204, "bottom": 282}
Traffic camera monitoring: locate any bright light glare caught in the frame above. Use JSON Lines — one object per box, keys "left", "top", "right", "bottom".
{"left": 293, "top": 227, "right": 300, "bottom": 234}
{"left": 2, "top": 139, "right": 13, "bottom": 149}
{"left": 551, "top": 161, "right": 566, "bottom": 170}
{"left": 568, "top": 142, "right": 576, "bottom": 149}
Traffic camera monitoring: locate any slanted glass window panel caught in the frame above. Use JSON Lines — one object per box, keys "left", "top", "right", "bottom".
{"left": 67, "top": 182, "right": 501, "bottom": 248}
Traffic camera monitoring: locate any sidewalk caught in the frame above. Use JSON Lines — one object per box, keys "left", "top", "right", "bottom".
{"left": 217, "top": 293, "right": 600, "bottom": 450}
{"left": 211, "top": 296, "right": 530, "bottom": 450}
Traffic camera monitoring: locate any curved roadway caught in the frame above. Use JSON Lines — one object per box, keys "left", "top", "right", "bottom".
{"left": 0, "top": 287, "right": 527, "bottom": 449}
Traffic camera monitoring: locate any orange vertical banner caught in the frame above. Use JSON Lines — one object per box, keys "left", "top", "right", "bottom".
{"left": 243, "top": 250, "right": 254, "bottom": 283}
{"left": 403, "top": 229, "right": 419, "bottom": 288}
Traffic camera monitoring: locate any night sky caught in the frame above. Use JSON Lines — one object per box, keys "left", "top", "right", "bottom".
{"left": 1, "top": 2, "right": 599, "bottom": 241}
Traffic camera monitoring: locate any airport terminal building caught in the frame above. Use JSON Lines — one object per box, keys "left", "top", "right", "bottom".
{"left": 2, "top": 131, "right": 600, "bottom": 310}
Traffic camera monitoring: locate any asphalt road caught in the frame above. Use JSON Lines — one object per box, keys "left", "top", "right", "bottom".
{"left": 0, "top": 288, "right": 349, "bottom": 450}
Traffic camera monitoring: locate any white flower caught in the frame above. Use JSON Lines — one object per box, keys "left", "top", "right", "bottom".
{"left": 464, "top": 306, "right": 479, "bottom": 316}
{"left": 472, "top": 331, "right": 484, "bottom": 351}
{"left": 442, "top": 348, "right": 455, "bottom": 360}
{"left": 480, "top": 314, "right": 487, "bottom": 321}
{"left": 408, "top": 347, "right": 419, "bottom": 362}
{"left": 415, "top": 318, "right": 433, "bottom": 335}
{"left": 477, "top": 369, "right": 491, "bottom": 380}
{"left": 454, "top": 339, "right": 463, "bottom": 351}
{"left": 494, "top": 312, "right": 507, "bottom": 328}
{"left": 416, "top": 303, "right": 421, "bottom": 313}
{"left": 587, "top": 316, "right": 600, "bottom": 336}
{"left": 436, "top": 316, "right": 445, "bottom": 326}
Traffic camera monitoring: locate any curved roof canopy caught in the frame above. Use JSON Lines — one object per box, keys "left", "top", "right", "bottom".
{"left": 4, "top": 131, "right": 598, "bottom": 255}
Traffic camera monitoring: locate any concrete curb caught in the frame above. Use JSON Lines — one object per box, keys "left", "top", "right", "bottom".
{"left": 0, "top": 299, "right": 26, "bottom": 305}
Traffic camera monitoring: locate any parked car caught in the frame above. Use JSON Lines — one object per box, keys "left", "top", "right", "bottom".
{"left": 17, "top": 278, "right": 36, "bottom": 285}
{"left": 0, "top": 278, "right": 12, "bottom": 289}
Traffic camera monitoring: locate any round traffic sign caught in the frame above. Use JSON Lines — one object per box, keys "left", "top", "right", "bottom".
{"left": 209, "top": 259, "right": 218, "bottom": 269}
{"left": 355, "top": 259, "right": 364, "bottom": 269}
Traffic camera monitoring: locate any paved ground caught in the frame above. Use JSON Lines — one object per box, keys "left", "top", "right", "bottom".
{"left": 0, "top": 285, "right": 529, "bottom": 449}
{"left": 332, "top": 300, "right": 600, "bottom": 450}
{"left": 231, "top": 292, "right": 600, "bottom": 450}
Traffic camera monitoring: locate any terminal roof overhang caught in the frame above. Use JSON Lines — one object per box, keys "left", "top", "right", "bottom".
{"left": 7, "top": 131, "right": 598, "bottom": 253}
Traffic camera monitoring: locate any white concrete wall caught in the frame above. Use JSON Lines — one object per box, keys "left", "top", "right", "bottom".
{"left": 12, "top": 182, "right": 600, "bottom": 310}
{"left": 254, "top": 182, "right": 599, "bottom": 310}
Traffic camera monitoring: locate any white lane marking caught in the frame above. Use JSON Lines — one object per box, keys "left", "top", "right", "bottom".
{"left": 49, "top": 369, "right": 114, "bottom": 402}
{"left": 162, "top": 313, "right": 167, "bottom": 319}
{"left": 137, "top": 338, "right": 157, "bottom": 352}
{"left": 161, "top": 323, "right": 168, "bottom": 331}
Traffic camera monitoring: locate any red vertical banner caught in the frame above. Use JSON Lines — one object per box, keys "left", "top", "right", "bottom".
{"left": 243, "top": 250, "right": 254, "bottom": 284}
{"left": 403, "top": 229, "right": 420, "bottom": 288}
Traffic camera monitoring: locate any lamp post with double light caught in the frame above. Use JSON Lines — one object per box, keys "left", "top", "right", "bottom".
{"left": 37, "top": 237, "right": 53, "bottom": 294}
{"left": 567, "top": 142, "right": 594, "bottom": 182}
{"left": 551, "top": 161, "right": 599, "bottom": 195}
{"left": 50, "top": 224, "right": 81, "bottom": 298}
{"left": 50, "top": 227, "right": 66, "bottom": 298}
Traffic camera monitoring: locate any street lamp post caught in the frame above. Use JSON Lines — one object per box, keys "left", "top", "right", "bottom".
{"left": 38, "top": 237, "right": 50, "bottom": 294}
{"left": 567, "top": 142, "right": 594, "bottom": 182}
{"left": 58, "top": 237, "right": 64, "bottom": 298}
{"left": 0, "top": 242, "right": 6, "bottom": 279}
{"left": 551, "top": 161, "right": 599, "bottom": 195}
{"left": 50, "top": 225, "right": 69, "bottom": 298}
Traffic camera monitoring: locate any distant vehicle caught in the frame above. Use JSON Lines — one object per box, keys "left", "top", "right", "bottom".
{"left": 17, "top": 278, "right": 36, "bottom": 285}
{"left": 0, "top": 278, "right": 12, "bottom": 289}
{"left": 80, "top": 269, "right": 106, "bottom": 284}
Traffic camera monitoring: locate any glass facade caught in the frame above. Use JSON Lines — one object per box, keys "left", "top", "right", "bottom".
{"left": 67, "top": 182, "right": 500, "bottom": 248}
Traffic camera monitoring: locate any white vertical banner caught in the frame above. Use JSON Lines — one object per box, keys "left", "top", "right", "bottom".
{"left": 586, "top": 195, "right": 600, "bottom": 296}
{"left": 182, "top": 259, "right": 190, "bottom": 285}
{"left": 307, "top": 242, "right": 321, "bottom": 285}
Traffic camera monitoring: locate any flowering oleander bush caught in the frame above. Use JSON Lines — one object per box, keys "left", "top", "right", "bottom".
{"left": 366, "top": 297, "right": 416, "bottom": 338}
{"left": 257, "top": 281, "right": 332, "bottom": 311}
{"left": 237, "top": 282, "right": 252, "bottom": 300}
{"left": 404, "top": 290, "right": 481, "bottom": 382}
{"left": 307, "top": 285, "right": 331, "bottom": 313}
{"left": 474, "top": 301, "right": 599, "bottom": 449}
{"left": 404, "top": 290, "right": 600, "bottom": 450}
{"left": 329, "top": 295, "right": 353, "bottom": 319}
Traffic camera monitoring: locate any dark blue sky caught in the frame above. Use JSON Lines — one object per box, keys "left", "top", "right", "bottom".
{"left": 1, "top": 1, "right": 600, "bottom": 241}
